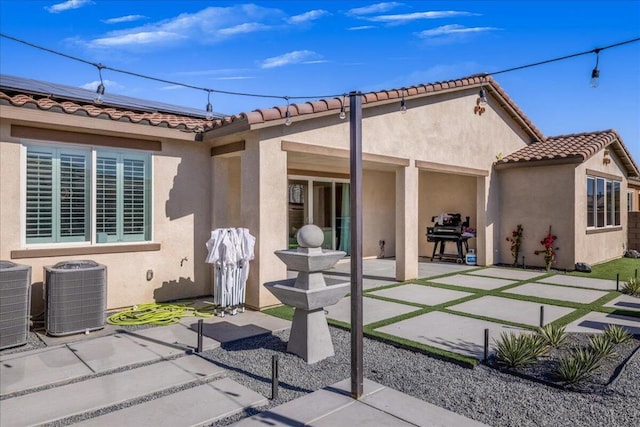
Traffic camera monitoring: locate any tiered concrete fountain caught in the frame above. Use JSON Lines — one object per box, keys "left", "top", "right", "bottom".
{"left": 264, "top": 225, "right": 349, "bottom": 364}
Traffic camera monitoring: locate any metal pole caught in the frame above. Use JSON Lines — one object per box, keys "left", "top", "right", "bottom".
{"left": 522, "top": 256, "right": 525, "bottom": 270}
{"left": 197, "top": 319, "right": 203, "bottom": 353}
{"left": 271, "top": 355, "right": 279, "bottom": 400}
{"left": 616, "top": 273, "right": 619, "bottom": 292}
{"left": 483, "top": 328, "right": 489, "bottom": 363}
{"left": 539, "top": 306, "right": 544, "bottom": 328}
{"left": 349, "top": 91, "right": 363, "bottom": 400}
{"left": 635, "top": 268, "right": 638, "bottom": 280}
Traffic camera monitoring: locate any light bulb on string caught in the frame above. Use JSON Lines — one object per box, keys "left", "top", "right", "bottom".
{"left": 284, "top": 97, "right": 292, "bottom": 126}
{"left": 400, "top": 89, "right": 407, "bottom": 114}
{"left": 205, "top": 90, "right": 214, "bottom": 120}
{"left": 590, "top": 49, "right": 601, "bottom": 88}
{"left": 339, "top": 95, "right": 346, "bottom": 120}
{"left": 94, "top": 64, "right": 105, "bottom": 104}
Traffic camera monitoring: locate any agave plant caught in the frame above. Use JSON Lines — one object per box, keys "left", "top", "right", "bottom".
{"left": 621, "top": 277, "right": 640, "bottom": 297}
{"left": 604, "top": 324, "right": 632, "bottom": 344}
{"left": 495, "top": 332, "right": 539, "bottom": 368}
{"left": 526, "top": 333, "right": 551, "bottom": 358}
{"left": 555, "top": 348, "right": 601, "bottom": 384}
{"left": 588, "top": 334, "right": 616, "bottom": 359}
{"left": 536, "top": 323, "right": 568, "bottom": 348}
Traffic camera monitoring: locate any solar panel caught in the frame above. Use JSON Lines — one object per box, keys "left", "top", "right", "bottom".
{"left": 0, "top": 74, "right": 226, "bottom": 119}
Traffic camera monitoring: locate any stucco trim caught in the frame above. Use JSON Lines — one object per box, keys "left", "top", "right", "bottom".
{"left": 585, "top": 169, "right": 624, "bottom": 181}
{"left": 585, "top": 226, "right": 623, "bottom": 235}
{"left": 11, "top": 243, "right": 161, "bottom": 259}
{"left": 281, "top": 140, "right": 410, "bottom": 167}
{"left": 494, "top": 157, "right": 583, "bottom": 170}
{"left": 288, "top": 169, "right": 350, "bottom": 179}
{"left": 415, "top": 160, "right": 489, "bottom": 177}
{"left": 11, "top": 125, "right": 162, "bottom": 151}
{"left": 211, "top": 141, "right": 245, "bottom": 156}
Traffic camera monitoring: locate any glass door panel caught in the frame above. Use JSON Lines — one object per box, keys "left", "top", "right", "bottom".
{"left": 288, "top": 180, "right": 308, "bottom": 248}
{"left": 335, "top": 182, "right": 350, "bottom": 254}
{"left": 313, "top": 181, "right": 333, "bottom": 249}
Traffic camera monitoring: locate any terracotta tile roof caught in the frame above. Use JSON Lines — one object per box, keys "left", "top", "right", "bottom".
{"left": 205, "top": 75, "right": 546, "bottom": 143}
{"left": 496, "top": 129, "right": 639, "bottom": 177}
{"left": 0, "top": 91, "right": 214, "bottom": 132}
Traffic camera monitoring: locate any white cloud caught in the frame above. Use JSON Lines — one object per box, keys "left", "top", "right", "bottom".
{"left": 46, "top": 0, "right": 92, "bottom": 13}
{"left": 103, "top": 15, "right": 147, "bottom": 24}
{"left": 80, "top": 79, "right": 123, "bottom": 91}
{"left": 302, "top": 60, "right": 329, "bottom": 65}
{"left": 260, "top": 50, "right": 321, "bottom": 69}
{"left": 287, "top": 9, "right": 329, "bottom": 24}
{"left": 91, "top": 31, "right": 186, "bottom": 47}
{"left": 347, "top": 25, "right": 376, "bottom": 31}
{"left": 214, "top": 76, "right": 255, "bottom": 80}
{"left": 219, "top": 22, "right": 271, "bottom": 36}
{"left": 160, "top": 85, "right": 185, "bottom": 91}
{"left": 367, "top": 11, "right": 478, "bottom": 23}
{"left": 86, "top": 5, "right": 285, "bottom": 49}
{"left": 417, "top": 24, "right": 500, "bottom": 38}
{"left": 347, "top": 2, "right": 403, "bottom": 16}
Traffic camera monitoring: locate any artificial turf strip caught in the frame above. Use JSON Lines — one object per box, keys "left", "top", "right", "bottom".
{"left": 568, "top": 257, "right": 640, "bottom": 281}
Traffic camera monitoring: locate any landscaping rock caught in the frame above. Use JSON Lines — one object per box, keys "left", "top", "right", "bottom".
{"left": 624, "top": 250, "right": 640, "bottom": 259}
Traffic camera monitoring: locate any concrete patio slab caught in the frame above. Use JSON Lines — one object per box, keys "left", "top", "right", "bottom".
{"left": 565, "top": 311, "right": 640, "bottom": 335}
{"left": 375, "top": 311, "right": 527, "bottom": 359}
{"left": 467, "top": 267, "right": 547, "bottom": 281}
{"left": 76, "top": 378, "right": 267, "bottom": 427}
{"left": 417, "top": 261, "right": 478, "bottom": 278}
{"left": 537, "top": 275, "right": 617, "bottom": 291}
{"left": 448, "top": 296, "right": 574, "bottom": 327}
{"left": 123, "top": 322, "right": 220, "bottom": 356}
{"left": 503, "top": 282, "right": 609, "bottom": 304}
{"left": 235, "top": 378, "right": 487, "bottom": 426}
{"left": 369, "top": 284, "right": 473, "bottom": 306}
{"left": 323, "top": 273, "right": 399, "bottom": 290}
{"left": 0, "top": 346, "right": 92, "bottom": 395}
{"left": 325, "top": 296, "right": 420, "bottom": 326}
{"left": 430, "top": 274, "right": 515, "bottom": 290}
{"left": 604, "top": 295, "right": 640, "bottom": 312}
{"left": 0, "top": 355, "right": 224, "bottom": 427}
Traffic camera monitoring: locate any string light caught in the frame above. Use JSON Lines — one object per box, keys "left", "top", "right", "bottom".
{"left": 400, "top": 88, "right": 407, "bottom": 114}
{"left": 591, "top": 49, "right": 601, "bottom": 88}
{"left": 205, "top": 90, "right": 214, "bottom": 120}
{"left": 339, "top": 95, "right": 347, "bottom": 120}
{"left": 94, "top": 64, "right": 105, "bottom": 104}
{"left": 284, "top": 96, "right": 292, "bottom": 126}
{"left": 0, "top": 32, "right": 638, "bottom": 120}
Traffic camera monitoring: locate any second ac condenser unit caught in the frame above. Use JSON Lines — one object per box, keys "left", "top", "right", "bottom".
{"left": 44, "top": 260, "right": 107, "bottom": 336}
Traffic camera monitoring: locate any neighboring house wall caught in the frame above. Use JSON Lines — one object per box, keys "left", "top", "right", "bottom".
{"left": 629, "top": 212, "right": 640, "bottom": 251}
{"left": 0, "top": 115, "right": 212, "bottom": 312}
{"left": 498, "top": 165, "right": 576, "bottom": 270}
{"left": 575, "top": 150, "right": 628, "bottom": 265}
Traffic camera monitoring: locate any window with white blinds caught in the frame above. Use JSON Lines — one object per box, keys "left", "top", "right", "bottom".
{"left": 26, "top": 145, "right": 151, "bottom": 245}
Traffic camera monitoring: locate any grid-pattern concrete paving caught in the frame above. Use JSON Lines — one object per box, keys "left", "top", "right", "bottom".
{"left": 325, "top": 296, "right": 420, "bottom": 326}
{"left": 466, "top": 267, "right": 547, "bottom": 281}
{"left": 537, "top": 274, "right": 617, "bottom": 291}
{"left": 447, "top": 296, "right": 574, "bottom": 327}
{"left": 503, "top": 282, "right": 609, "bottom": 304}
{"left": 75, "top": 378, "right": 267, "bottom": 427}
{"left": 430, "top": 274, "right": 515, "bottom": 290}
{"left": 604, "top": 294, "right": 640, "bottom": 312}
{"left": 369, "top": 284, "right": 472, "bottom": 306}
{"left": 0, "top": 355, "right": 224, "bottom": 427}
{"left": 375, "top": 311, "right": 528, "bottom": 359}
{"left": 417, "top": 260, "right": 478, "bottom": 278}
{"left": 565, "top": 311, "right": 640, "bottom": 335}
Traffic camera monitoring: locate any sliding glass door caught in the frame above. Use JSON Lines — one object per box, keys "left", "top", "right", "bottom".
{"left": 288, "top": 177, "right": 350, "bottom": 254}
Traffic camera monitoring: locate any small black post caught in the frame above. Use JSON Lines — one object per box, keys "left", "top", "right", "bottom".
{"left": 616, "top": 273, "right": 620, "bottom": 292}
{"left": 522, "top": 256, "right": 526, "bottom": 270}
{"left": 483, "top": 328, "right": 489, "bottom": 364}
{"left": 197, "top": 319, "right": 203, "bottom": 353}
{"left": 271, "top": 355, "right": 279, "bottom": 400}
{"left": 539, "top": 306, "right": 544, "bottom": 328}
{"left": 635, "top": 268, "right": 638, "bottom": 280}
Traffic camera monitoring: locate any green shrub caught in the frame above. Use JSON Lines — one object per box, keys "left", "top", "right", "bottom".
{"left": 495, "top": 332, "right": 539, "bottom": 368}
{"left": 555, "top": 348, "right": 601, "bottom": 384}
{"left": 536, "top": 323, "right": 568, "bottom": 348}
{"left": 604, "top": 325, "right": 632, "bottom": 344}
{"left": 621, "top": 277, "right": 640, "bottom": 296}
{"left": 588, "top": 334, "right": 616, "bottom": 359}
{"left": 526, "top": 333, "right": 551, "bottom": 358}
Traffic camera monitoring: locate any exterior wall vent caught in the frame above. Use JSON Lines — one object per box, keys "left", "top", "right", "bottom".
{"left": 0, "top": 261, "right": 32, "bottom": 350}
{"left": 44, "top": 260, "right": 106, "bottom": 336}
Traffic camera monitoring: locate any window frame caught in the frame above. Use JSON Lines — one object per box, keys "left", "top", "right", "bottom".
{"left": 586, "top": 174, "right": 621, "bottom": 230}
{"left": 22, "top": 141, "right": 153, "bottom": 247}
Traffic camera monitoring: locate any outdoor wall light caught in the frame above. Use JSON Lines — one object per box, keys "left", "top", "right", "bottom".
{"left": 478, "top": 87, "right": 488, "bottom": 106}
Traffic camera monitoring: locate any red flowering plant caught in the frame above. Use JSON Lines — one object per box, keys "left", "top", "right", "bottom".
{"left": 505, "top": 224, "right": 524, "bottom": 266}
{"left": 534, "top": 226, "right": 559, "bottom": 271}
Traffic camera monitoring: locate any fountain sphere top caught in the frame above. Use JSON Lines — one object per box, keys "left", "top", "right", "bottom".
{"left": 297, "top": 224, "right": 324, "bottom": 248}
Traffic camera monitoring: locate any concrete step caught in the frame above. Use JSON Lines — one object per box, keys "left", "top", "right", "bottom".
{"left": 0, "top": 355, "right": 225, "bottom": 427}
{"left": 75, "top": 378, "right": 268, "bottom": 427}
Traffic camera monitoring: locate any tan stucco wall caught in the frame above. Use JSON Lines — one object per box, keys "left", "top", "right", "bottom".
{"left": 0, "top": 117, "right": 212, "bottom": 312}
{"left": 498, "top": 165, "right": 576, "bottom": 270}
{"left": 364, "top": 170, "right": 396, "bottom": 258}
{"left": 418, "top": 171, "right": 477, "bottom": 258}
{"left": 574, "top": 149, "right": 628, "bottom": 265}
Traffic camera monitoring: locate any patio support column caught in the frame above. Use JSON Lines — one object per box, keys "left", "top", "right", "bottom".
{"left": 395, "top": 164, "right": 419, "bottom": 281}
{"left": 241, "top": 137, "right": 288, "bottom": 309}
{"left": 476, "top": 175, "right": 491, "bottom": 266}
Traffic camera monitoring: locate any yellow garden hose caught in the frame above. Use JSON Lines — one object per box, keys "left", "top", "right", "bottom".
{"left": 107, "top": 302, "right": 216, "bottom": 326}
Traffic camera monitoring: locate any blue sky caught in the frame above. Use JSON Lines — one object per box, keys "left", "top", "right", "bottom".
{"left": 1, "top": 1, "right": 639, "bottom": 161}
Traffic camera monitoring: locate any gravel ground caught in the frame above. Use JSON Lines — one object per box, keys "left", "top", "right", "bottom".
{"left": 202, "top": 327, "right": 640, "bottom": 427}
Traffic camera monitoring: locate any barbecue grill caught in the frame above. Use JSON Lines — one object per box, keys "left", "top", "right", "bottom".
{"left": 426, "top": 213, "right": 474, "bottom": 263}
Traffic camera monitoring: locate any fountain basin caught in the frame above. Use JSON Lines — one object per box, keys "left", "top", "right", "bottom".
{"left": 264, "top": 279, "right": 349, "bottom": 311}
{"left": 274, "top": 249, "right": 345, "bottom": 274}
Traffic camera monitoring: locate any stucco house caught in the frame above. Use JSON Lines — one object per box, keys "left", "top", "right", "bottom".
{"left": 1, "top": 73, "right": 637, "bottom": 312}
